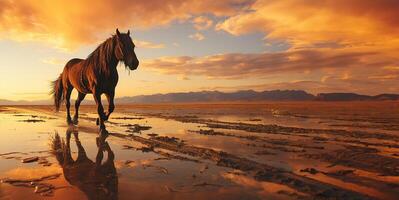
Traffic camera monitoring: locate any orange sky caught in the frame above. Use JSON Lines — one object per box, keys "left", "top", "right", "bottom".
{"left": 0, "top": 0, "right": 398, "bottom": 101}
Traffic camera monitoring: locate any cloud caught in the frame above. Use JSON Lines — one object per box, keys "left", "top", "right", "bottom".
{"left": 189, "top": 33, "right": 205, "bottom": 41}
{"left": 42, "top": 58, "right": 65, "bottom": 65}
{"left": 383, "top": 66, "right": 399, "bottom": 71}
{"left": 368, "top": 74, "right": 398, "bottom": 80}
{"left": 142, "top": 49, "right": 396, "bottom": 79}
{"left": 210, "top": 0, "right": 399, "bottom": 94}
{"left": 216, "top": 0, "right": 399, "bottom": 51}
{"left": 2, "top": 0, "right": 398, "bottom": 96}
{"left": 0, "top": 0, "right": 254, "bottom": 50}
{"left": 192, "top": 16, "right": 213, "bottom": 30}
{"left": 134, "top": 40, "right": 165, "bottom": 49}
{"left": 178, "top": 75, "right": 190, "bottom": 80}
{"left": 142, "top": 48, "right": 399, "bottom": 94}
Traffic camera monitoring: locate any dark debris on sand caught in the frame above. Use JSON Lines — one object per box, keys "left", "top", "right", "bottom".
{"left": 300, "top": 168, "right": 319, "bottom": 174}
{"left": 123, "top": 124, "right": 152, "bottom": 133}
{"left": 150, "top": 113, "right": 399, "bottom": 142}
{"left": 21, "top": 156, "right": 39, "bottom": 163}
{"left": 112, "top": 116, "right": 144, "bottom": 120}
{"left": 18, "top": 119, "right": 46, "bottom": 123}
{"left": 0, "top": 173, "right": 62, "bottom": 197}
{"left": 302, "top": 145, "right": 399, "bottom": 176}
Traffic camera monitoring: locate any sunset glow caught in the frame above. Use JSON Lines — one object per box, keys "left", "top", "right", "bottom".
{"left": 0, "top": 0, "right": 398, "bottom": 101}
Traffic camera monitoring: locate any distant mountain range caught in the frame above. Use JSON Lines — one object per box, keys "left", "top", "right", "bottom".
{"left": 315, "top": 93, "right": 399, "bottom": 101}
{"left": 1, "top": 90, "right": 398, "bottom": 105}
{"left": 116, "top": 90, "right": 315, "bottom": 103}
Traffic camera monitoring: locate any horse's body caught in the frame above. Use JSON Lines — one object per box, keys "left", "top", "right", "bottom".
{"left": 51, "top": 29, "right": 138, "bottom": 130}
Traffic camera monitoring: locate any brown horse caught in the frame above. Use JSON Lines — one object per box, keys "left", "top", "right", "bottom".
{"left": 51, "top": 29, "right": 139, "bottom": 131}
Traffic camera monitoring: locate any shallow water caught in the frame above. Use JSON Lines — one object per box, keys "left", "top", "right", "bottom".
{"left": 0, "top": 102, "right": 398, "bottom": 199}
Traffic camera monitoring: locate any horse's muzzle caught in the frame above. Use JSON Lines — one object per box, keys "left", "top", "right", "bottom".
{"left": 128, "top": 60, "right": 139, "bottom": 70}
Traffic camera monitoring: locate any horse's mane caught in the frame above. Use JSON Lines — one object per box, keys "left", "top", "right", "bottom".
{"left": 84, "top": 35, "right": 118, "bottom": 75}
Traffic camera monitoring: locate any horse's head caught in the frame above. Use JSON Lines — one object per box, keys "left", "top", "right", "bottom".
{"left": 115, "top": 28, "right": 139, "bottom": 70}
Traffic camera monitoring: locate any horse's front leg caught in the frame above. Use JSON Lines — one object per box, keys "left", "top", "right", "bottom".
{"left": 93, "top": 91, "right": 107, "bottom": 131}
{"left": 104, "top": 91, "right": 115, "bottom": 121}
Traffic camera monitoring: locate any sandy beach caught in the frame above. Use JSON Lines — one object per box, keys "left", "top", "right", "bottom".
{"left": 0, "top": 102, "right": 398, "bottom": 199}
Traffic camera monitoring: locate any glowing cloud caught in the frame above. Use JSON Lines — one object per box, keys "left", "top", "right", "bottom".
{"left": 192, "top": 16, "right": 214, "bottom": 30}
{"left": 217, "top": 0, "right": 399, "bottom": 51}
{"left": 134, "top": 40, "right": 165, "bottom": 49}
{"left": 0, "top": 0, "right": 254, "bottom": 50}
{"left": 142, "top": 49, "right": 395, "bottom": 79}
{"left": 189, "top": 33, "right": 205, "bottom": 41}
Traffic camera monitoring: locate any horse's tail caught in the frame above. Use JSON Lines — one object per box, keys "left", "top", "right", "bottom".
{"left": 51, "top": 74, "right": 64, "bottom": 112}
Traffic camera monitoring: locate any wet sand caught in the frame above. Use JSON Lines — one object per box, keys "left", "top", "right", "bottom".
{"left": 0, "top": 102, "right": 398, "bottom": 199}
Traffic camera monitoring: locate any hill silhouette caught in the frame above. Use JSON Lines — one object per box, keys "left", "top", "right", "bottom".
{"left": 1, "top": 90, "right": 398, "bottom": 105}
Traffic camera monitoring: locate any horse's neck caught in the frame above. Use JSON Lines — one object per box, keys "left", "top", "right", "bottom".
{"left": 105, "top": 42, "right": 119, "bottom": 75}
{"left": 106, "top": 58, "right": 119, "bottom": 74}
{"left": 91, "top": 55, "right": 119, "bottom": 76}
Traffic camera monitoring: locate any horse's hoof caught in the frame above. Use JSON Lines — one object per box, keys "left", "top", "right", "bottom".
{"left": 72, "top": 118, "right": 78, "bottom": 125}
{"left": 67, "top": 119, "right": 73, "bottom": 125}
{"left": 96, "top": 118, "right": 99, "bottom": 125}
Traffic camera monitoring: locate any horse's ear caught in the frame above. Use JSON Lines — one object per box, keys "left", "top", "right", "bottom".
{"left": 116, "top": 28, "right": 121, "bottom": 37}
{"left": 127, "top": 30, "right": 130, "bottom": 35}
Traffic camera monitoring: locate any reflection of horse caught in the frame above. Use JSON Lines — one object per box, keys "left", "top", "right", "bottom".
{"left": 51, "top": 29, "right": 139, "bottom": 131}
{"left": 51, "top": 128, "right": 118, "bottom": 200}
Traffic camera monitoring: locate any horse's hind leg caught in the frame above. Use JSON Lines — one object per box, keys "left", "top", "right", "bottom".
{"left": 104, "top": 91, "right": 115, "bottom": 121}
{"left": 64, "top": 87, "right": 73, "bottom": 125}
{"left": 72, "top": 92, "right": 86, "bottom": 125}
